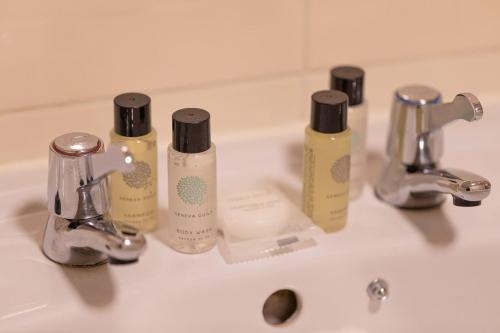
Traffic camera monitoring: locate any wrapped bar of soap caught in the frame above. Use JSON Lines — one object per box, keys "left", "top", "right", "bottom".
{"left": 217, "top": 182, "right": 324, "bottom": 264}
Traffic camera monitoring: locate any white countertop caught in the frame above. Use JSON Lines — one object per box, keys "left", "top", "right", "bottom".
{"left": 1, "top": 98, "right": 499, "bottom": 332}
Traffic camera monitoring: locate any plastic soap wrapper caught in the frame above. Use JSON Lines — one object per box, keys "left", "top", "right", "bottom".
{"left": 217, "top": 183, "right": 324, "bottom": 264}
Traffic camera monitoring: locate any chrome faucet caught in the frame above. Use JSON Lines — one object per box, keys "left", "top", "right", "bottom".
{"left": 42, "top": 132, "right": 146, "bottom": 266}
{"left": 375, "top": 85, "right": 491, "bottom": 208}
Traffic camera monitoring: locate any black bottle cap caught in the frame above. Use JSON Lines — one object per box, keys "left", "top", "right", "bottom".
{"left": 330, "top": 66, "right": 364, "bottom": 106}
{"left": 114, "top": 92, "right": 152, "bottom": 137}
{"left": 172, "top": 108, "right": 211, "bottom": 153}
{"left": 310, "top": 90, "right": 348, "bottom": 134}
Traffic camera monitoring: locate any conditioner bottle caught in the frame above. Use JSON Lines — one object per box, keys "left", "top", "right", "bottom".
{"left": 109, "top": 92, "right": 158, "bottom": 232}
{"left": 303, "top": 90, "right": 351, "bottom": 232}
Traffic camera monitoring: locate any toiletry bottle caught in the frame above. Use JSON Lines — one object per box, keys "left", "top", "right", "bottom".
{"left": 330, "top": 66, "right": 367, "bottom": 200}
{"left": 109, "top": 92, "right": 158, "bottom": 232}
{"left": 302, "top": 90, "right": 351, "bottom": 232}
{"left": 167, "top": 108, "right": 217, "bottom": 253}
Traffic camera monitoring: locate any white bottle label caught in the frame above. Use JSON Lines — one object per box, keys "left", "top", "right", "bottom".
{"left": 167, "top": 148, "right": 217, "bottom": 251}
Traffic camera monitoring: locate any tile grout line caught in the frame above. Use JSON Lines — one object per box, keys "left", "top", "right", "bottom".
{"left": 0, "top": 70, "right": 309, "bottom": 116}
{"left": 306, "top": 43, "right": 500, "bottom": 72}
{"left": 298, "top": 0, "right": 311, "bottom": 119}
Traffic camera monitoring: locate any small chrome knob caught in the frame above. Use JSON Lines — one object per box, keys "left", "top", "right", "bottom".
{"left": 367, "top": 279, "right": 389, "bottom": 301}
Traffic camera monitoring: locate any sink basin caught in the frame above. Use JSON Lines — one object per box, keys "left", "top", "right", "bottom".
{"left": 1, "top": 103, "right": 499, "bottom": 333}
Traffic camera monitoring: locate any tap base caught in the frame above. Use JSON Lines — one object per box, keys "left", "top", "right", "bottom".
{"left": 42, "top": 252, "right": 108, "bottom": 267}
{"left": 42, "top": 214, "right": 109, "bottom": 266}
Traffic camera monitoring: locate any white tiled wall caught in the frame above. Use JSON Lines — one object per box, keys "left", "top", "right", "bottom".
{"left": 1, "top": 0, "right": 500, "bottom": 164}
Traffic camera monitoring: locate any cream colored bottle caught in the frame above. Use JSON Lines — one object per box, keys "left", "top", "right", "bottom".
{"left": 109, "top": 92, "right": 158, "bottom": 232}
{"left": 167, "top": 108, "right": 217, "bottom": 254}
{"left": 303, "top": 90, "right": 351, "bottom": 233}
{"left": 331, "top": 66, "right": 367, "bottom": 200}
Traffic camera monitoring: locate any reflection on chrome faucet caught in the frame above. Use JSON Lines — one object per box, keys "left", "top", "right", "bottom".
{"left": 375, "top": 85, "right": 491, "bottom": 208}
{"left": 42, "top": 132, "right": 146, "bottom": 266}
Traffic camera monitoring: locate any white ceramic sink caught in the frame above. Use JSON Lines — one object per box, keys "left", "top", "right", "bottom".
{"left": 1, "top": 103, "right": 499, "bottom": 333}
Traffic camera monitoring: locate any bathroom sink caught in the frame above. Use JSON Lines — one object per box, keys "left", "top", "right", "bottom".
{"left": 1, "top": 104, "right": 499, "bottom": 333}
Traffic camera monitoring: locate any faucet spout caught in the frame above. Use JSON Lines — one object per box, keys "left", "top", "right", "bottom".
{"left": 42, "top": 214, "right": 146, "bottom": 266}
{"left": 405, "top": 168, "right": 491, "bottom": 206}
{"left": 375, "top": 160, "right": 492, "bottom": 209}
{"left": 66, "top": 218, "right": 146, "bottom": 262}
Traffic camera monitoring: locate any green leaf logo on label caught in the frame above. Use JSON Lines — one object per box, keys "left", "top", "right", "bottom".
{"left": 176, "top": 176, "right": 208, "bottom": 205}
{"left": 330, "top": 155, "right": 350, "bottom": 183}
{"left": 122, "top": 161, "right": 152, "bottom": 189}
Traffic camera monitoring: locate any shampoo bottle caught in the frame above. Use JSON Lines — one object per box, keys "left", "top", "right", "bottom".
{"left": 109, "top": 92, "right": 158, "bottom": 232}
{"left": 330, "top": 66, "right": 367, "bottom": 200}
{"left": 167, "top": 108, "right": 217, "bottom": 253}
{"left": 302, "top": 90, "right": 351, "bottom": 232}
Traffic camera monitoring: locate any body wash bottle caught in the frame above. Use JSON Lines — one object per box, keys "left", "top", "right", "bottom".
{"left": 303, "top": 90, "right": 351, "bottom": 232}
{"left": 109, "top": 92, "right": 158, "bottom": 232}
{"left": 167, "top": 108, "right": 217, "bottom": 254}
{"left": 330, "top": 66, "right": 366, "bottom": 200}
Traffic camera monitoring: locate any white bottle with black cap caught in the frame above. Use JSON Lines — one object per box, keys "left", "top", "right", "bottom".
{"left": 330, "top": 66, "right": 367, "bottom": 200}
{"left": 302, "top": 90, "right": 351, "bottom": 233}
{"left": 167, "top": 108, "right": 217, "bottom": 254}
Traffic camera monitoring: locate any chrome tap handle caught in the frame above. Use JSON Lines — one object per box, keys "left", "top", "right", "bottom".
{"left": 388, "top": 86, "right": 485, "bottom": 166}
{"left": 47, "top": 132, "right": 133, "bottom": 220}
{"left": 90, "top": 143, "right": 134, "bottom": 183}
{"left": 63, "top": 218, "right": 146, "bottom": 263}
{"left": 429, "top": 93, "right": 483, "bottom": 131}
